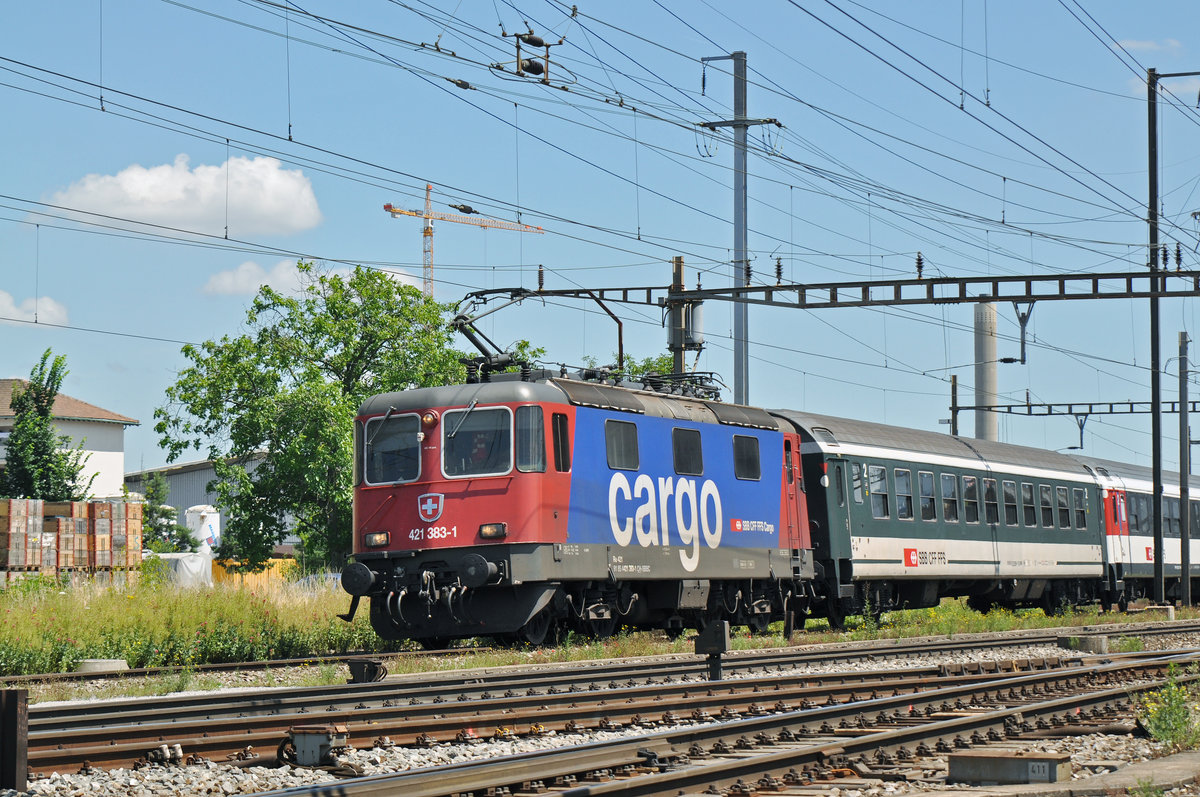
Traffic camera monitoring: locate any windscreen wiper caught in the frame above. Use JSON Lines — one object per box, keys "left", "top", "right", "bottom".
{"left": 447, "top": 399, "right": 478, "bottom": 439}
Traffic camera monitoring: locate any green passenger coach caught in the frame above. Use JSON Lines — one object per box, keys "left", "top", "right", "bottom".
{"left": 775, "top": 411, "right": 1107, "bottom": 626}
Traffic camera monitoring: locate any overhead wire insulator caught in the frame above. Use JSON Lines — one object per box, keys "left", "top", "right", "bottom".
{"left": 537, "top": 264, "right": 544, "bottom": 291}
{"left": 744, "top": 259, "right": 751, "bottom": 285}
{"left": 517, "top": 33, "right": 545, "bottom": 47}
{"left": 775, "top": 256, "right": 783, "bottom": 285}
{"left": 1176, "top": 242, "right": 1184, "bottom": 271}
{"left": 916, "top": 251, "right": 924, "bottom": 279}
{"left": 519, "top": 59, "right": 544, "bottom": 76}
{"left": 1163, "top": 244, "right": 1170, "bottom": 269}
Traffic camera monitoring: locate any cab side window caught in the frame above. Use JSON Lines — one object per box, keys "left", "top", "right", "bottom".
{"left": 733, "top": 435, "right": 761, "bottom": 480}
{"left": 672, "top": 428, "right": 703, "bottom": 476}
{"left": 515, "top": 406, "right": 546, "bottom": 473}
{"left": 552, "top": 413, "right": 571, "bottom": 472}
{"left": 605, "top": 420, "right": 639, "bottom": 470}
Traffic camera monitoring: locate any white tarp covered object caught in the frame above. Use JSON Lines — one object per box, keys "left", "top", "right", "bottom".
{"left": 146, "top": 552, "right": 213, "bottom": 588}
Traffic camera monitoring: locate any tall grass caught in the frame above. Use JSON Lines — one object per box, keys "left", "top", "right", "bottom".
{"left": 0, "top": 570, "right": 388, "bottom": 676}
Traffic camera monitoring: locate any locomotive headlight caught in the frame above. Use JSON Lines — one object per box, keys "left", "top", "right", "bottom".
{"left": 364, "top": 531, "right": 390, "bottom": 547}
{"left": 421, "top": 410, "right": 440, "bottom": 427}
{"left": 479, "top": 523, "right": 508, "bottom": 539}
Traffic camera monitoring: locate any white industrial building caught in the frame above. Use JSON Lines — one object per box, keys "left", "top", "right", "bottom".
{"left": 0, "top": 379, "right": 138, "bottom": 498}
{"left": 125, "top": 456, "right": 300, "bottom": 556}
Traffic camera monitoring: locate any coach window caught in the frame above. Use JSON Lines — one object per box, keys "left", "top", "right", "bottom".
{"left": 364, "top": 413, "right": 420, "bottom": 484}
{"left": 1073, "top": 487, "right": 1087, "bottom": 529}
{"left": 941, "top": 473, "right": 960, "bottom": 522}
{"left": 673, "top": 428, "right": 704, "bottom": 476}
{"left": 835, "top": 463, "right": 846, "bottom": 507}
{"left": 1130, "top": 494, "right": 1147, "bottom": 535}
{"left": 1003, "top": 480, "right": 1019, "bottom": 525}
{"left": 919, "top": 471, "right": 936, "bottom": 521}
{"left": 1055, "top": 486, "right": 1071, "bottom": 528}
{"left": 1040, "top": 485, "right": 1055, "bottom": 528}
{"left": 733, "top": 435, "right": 761, "bottom": 480}
{"left": 868, "top": 465, "right": 890, "bottom": 519}
{"left": 1166, "top": 497, "right": 1181, "bottom": 536}
{"left": 605, "top": 420, "right": 639, "bottom": 470}
{"left": 962, "top": 476, "right": 980, "bottom": 524}
{"left": 895, "top": 468, "right": 914, "bottom": 520}
{"left": 1022, "top": 483, "right": 1037, "bottom": 527}
{"left": 551, "top": 413, "right": 571, "bottom": 472}
{"left": 851, "top": 463, "right": 864, "bottom": 504}
{"left": 983, "top": 478, "right": 1000, "bottom": 524}
{"left": 515, "top": 406, "right": 546, "bottom": 473}
{"left": 443, "top": 407, "right": 512, "bottom": 477}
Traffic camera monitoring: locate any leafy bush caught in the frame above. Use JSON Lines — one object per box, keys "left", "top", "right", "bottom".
{"left": 1138, "top": 664, "right": 1200, "bottom": 752}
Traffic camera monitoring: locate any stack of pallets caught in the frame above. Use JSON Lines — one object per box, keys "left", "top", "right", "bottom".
{"left": 0, "top": 500, "right": 145, "bottom": 588}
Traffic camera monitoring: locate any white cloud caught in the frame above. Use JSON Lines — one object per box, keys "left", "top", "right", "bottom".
{"left": 203, "top": 260, "right": 314, "bottom": 295}
{"left": 0, "top": 292, "right": 68, "bottom": 325}
{"left": 50, "top": 154, "right": 321, "bottom": 236}
{"left": 1119, "top": 38, "right": 1181, "bottom": 53}
{"left": 1126, "top": 74, "right": 1200, "bottom": 100}
{"left": 204, "top": 260, "right": 422, "bottom": 296}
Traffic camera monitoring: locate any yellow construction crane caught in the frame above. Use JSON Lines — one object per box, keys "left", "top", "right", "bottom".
{"left": 384, "top": 183, "right": 544, "bottom": 297}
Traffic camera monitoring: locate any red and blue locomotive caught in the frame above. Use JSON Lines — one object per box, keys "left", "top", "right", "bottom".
{"left": 339, "top": 370, "right": 814, "bottom": 647}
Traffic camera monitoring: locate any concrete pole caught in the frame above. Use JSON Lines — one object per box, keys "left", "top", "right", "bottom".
{"left": 974, "top": 301, "right": 999, "bottom": 441}
{"left": 1148, "top": 68, "right": 1165, "bottom": 603}
{"left": 732, "top": 51, "right": 749, "bottom": 405}
{"left": 1181, "top": 331, "right": 1191, "bottom": 606}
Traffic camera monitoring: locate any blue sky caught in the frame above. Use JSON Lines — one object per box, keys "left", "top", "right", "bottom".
{"left": 2, "top": 1, "right": 1199, "bottom": 475}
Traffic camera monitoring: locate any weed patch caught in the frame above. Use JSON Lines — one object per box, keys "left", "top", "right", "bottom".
{"left": 1138, "top": 664, "right": 1200, "bottom": 752}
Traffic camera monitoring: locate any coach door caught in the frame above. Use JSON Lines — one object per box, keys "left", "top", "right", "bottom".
{"left": 782, "top": 435, "right": 810, "bottom": 550}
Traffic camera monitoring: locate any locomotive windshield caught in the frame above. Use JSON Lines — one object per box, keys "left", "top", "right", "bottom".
{"left": 363, "top": 413, "right": 420, "bottom": 484}
{"left": 443, "top": 407, "right": 512, "bottom": 477}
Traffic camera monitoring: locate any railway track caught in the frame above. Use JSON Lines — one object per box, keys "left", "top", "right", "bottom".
{"left": 246, "top": 652, "right": 1191, "bottom": 797}
{"left": 24, "top": 619, "right": 1200, "bottom": 776}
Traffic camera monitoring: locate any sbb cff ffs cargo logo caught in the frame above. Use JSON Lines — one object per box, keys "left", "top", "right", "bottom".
{"left": 905, "top": 548, "right": 919, "bottom": 568}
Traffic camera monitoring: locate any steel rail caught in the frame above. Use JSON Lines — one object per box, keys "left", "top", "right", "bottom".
{"left": 247, "top": 653, "right": 1196, "bottom": 797}
{"left": 28, "top": 655, "right": 1082, "bottom": 770}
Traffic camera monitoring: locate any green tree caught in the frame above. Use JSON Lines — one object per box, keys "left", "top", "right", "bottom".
{"left": 0, "top": 349, "right": 93, "bottom": 500}
{"left": 623, "top": 352, "right": 676, "bottom": 380}
{"left": 141, "top": 471, "right": 195, "bottom": 553}
{"left": 155, "top": 262, "right": 466, "bottom": 570}
{"left": 583, "top": 351, "right": 675, "bottom": 379}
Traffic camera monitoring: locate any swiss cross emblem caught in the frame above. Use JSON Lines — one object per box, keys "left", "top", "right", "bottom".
{"left": 418, "top": 493, "right": 444, "bottom": 523}
{"left": 1146, "top": 546, "right": 1154, "bottom": 562}
{"left": 904, "top": 548, "right": 919, "bottom": 568}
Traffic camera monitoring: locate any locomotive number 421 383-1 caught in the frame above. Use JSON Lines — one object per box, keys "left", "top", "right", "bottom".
{"left": 409, "top": 526, "right": 457, "bottom": 541}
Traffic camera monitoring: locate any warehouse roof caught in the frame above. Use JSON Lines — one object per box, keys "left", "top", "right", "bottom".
{"left": 0, "top": 379, "right": 139, "bottom": 426}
